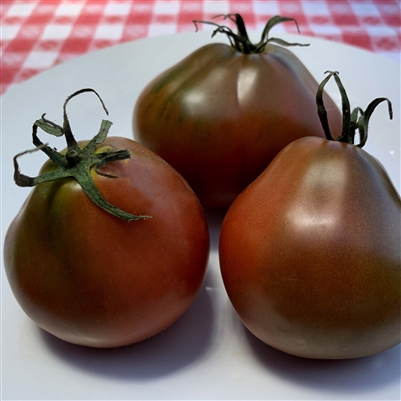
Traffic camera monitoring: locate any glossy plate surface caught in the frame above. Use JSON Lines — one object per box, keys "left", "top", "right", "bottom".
{"left": 1, "top": 32, "right": 400, "bottom": 400}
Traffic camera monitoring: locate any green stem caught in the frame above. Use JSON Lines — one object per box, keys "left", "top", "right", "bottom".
{"left": 193, "top": 14, "right": 309, "bottom": 54}
{"left": 13, "top": 89, "right": 151, "bottom": 221}
{"left": 316, "top": 71, "right": 393, "bottom": 148}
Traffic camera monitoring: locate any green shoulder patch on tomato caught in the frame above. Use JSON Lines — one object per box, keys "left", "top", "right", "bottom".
{"left": 4, "top": 89, "right": 210, "bottom": 348}
{"left": 219, "top": 72, "right": 400, "bottom": 359}
{"left": 133, "top": 14, "right": 342, "bottom": 208}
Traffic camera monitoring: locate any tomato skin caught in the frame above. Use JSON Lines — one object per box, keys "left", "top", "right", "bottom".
{"left": 4, "top": 137, "right": 210, "bottom": 348}
{"left": 219, "top": 136, "right": 401, "bottom": 359}
{"left": 133, "top": 43, "right": 342, "bottom": 208}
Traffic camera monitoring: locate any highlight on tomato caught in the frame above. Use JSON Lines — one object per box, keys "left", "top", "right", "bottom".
{"left": 3, "top": 89, "right": 210, "bottom": 348}
{"left": 133, "top": 14, "right": 342, "bottom": 208}
{"left": 219, "top": 71, "right": 400, "bottom": 359}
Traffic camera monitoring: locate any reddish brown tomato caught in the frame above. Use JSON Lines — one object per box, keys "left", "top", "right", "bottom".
{"left": 219, "top": 136, "right": 401, "bottom": 359}
{"left": 133, "top": 16, "right": 342, "bottom": 208}
{"left": 4, "top": 137, "right": 210, "bottom": 348}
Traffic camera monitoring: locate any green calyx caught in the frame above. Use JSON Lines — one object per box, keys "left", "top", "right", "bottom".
{"left": 13, "top": 88, "right": 151, "bottom": 222}
{"left": 316, "top": 71, "right": 393, "bottom": 148}
{"left": 193, "top": 14, "right": 309, "bottom": 54}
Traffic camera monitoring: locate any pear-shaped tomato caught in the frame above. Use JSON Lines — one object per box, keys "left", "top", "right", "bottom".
{"left": 4, "top": 89, "right": 210, "bottom": 348}
{"left": 133, "top": 14, "right": 342, "bottom": 208}
{"left": 219, "top": 72, "right": 400, "bottom": 359}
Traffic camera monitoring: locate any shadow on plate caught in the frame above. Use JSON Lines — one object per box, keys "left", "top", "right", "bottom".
{"left": 241, "top": 315, "right": 401, "bottom": 395}
{"left": 204, "top": 207, "right": 228, "bottom": 251}
{"left": 39, "top": 268, "right": 216, "bottom": 381}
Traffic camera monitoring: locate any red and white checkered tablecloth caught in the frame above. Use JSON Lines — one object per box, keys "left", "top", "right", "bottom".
{"left": 1, "top": 0, "right": 400, "bottom": 96}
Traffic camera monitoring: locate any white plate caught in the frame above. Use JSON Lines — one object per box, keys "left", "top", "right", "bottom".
{"left": 1, "top": 32, "right": 400, "bottom": 401}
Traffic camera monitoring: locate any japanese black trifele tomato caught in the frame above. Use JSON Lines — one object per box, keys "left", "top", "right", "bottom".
{"left": 219, "top": 72, "right": 400, "bottom": 359}
{"left": 133, "top": 14, "right": 342, "bottom": 207}
{"left": 4, "top": 89, "right": 210, "bottom": 348}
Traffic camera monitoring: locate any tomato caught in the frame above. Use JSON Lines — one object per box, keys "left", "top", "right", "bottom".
{"left": 219, "top": 72, "right": 401, "bottom": 359}
{"left": 133, "top": 14, "right": 342, "bottom": 208}
{"left": 3, "top": 89, "right": 210, "bottom": 348}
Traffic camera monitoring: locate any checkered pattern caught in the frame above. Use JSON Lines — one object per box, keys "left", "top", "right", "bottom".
{"left": 1, "top": 0, "right": 400, "bottom": 95}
